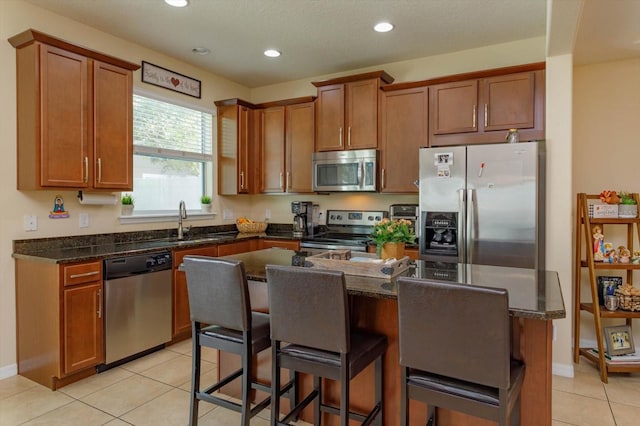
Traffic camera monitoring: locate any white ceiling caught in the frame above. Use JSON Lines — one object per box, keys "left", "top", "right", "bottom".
{"left": 23, "top": 0, "right": 640, "bottom": 88}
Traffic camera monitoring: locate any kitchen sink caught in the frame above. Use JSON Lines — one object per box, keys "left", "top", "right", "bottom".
{"left": 153, "top": 232, "right": 237, "bottom": 245}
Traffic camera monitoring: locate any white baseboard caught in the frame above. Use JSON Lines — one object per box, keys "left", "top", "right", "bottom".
{"left": 0, "top": 364, "right": 17, "bottom": 381}
{"left": 553, "top": 362, "right": 574, "bottom": 377}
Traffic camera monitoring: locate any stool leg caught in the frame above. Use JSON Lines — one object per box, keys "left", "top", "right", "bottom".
{"left": 241, "top": 332, "right": 251, "bottom": 426}
{"left": 289, "top": 370, "right": 299, "bottom": 421}
{"left": 313, "top": 376, "right": 321, "bottom": 426}
{"left": 374, "top": 355, "right": 383, "bottom": 426}
{"left": 427, "top": 405, "right": 437, "bottom": 426}
{"left": 190, "top": 326, "right": 201, "bottom": 426}
{"left": 271, "top": 343, "right": 280, "bottom": 426}
{"left": 400, "top": 367, "right": 408, "bottom": 426}
{"left": 340, "top": 355, "right": 349, "bottom": 426}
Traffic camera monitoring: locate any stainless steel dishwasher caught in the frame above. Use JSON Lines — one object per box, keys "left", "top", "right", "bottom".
{"left": 103, "top": 251, "right": 172, "bottom": 368}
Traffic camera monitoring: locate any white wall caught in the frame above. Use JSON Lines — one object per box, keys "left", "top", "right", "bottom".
{"left": 0, "top": 0, "right": 550, "bottom": 376}
{"left": 546, "top": 54, "right": 574, "bottom": 376}
{"left": 573, "top": 58, "right": 640, "bottom": 355}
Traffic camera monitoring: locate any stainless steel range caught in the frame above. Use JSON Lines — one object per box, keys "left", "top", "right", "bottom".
{"left": 300, "top": 209, "right": 387, "bottom": 252}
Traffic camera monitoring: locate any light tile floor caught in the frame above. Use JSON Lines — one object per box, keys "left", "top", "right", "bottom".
{"left": 1, "top": 339, "right": 639, "bottom": 425}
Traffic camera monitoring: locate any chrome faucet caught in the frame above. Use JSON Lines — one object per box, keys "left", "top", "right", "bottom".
{"left": 178, "top": 200, "right": 190, "bottom": 240}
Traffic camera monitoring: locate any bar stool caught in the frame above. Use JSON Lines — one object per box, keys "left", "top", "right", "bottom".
{"left": 183, "top": 256, "right": 289, "bottom": 426}
{"left": 266, "top": 265, "right": 387, "bottom": 426}
{"left": 396, "top": 277, "right": 525, "bottom": 426}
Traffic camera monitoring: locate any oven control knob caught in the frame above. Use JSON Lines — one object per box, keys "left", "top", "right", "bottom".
{"left": 329, "top": 214, "right": 335, "bottom": 220}
{"left": 375, "top": 216, "right": 381, "bottom": 221}
{"left": 367, "top": 215, "right": 373, "bottom": 221}
{"left": 336, "top": 215, "right": 342, "bottom": 220}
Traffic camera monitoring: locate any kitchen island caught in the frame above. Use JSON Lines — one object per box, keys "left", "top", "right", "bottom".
{"left": 216, "top": 248, "right": 565, "bottom": 426}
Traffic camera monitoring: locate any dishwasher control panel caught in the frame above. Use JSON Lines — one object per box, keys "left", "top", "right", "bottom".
{"left": 104, "top": 251, "right": 172, "bottom": 280}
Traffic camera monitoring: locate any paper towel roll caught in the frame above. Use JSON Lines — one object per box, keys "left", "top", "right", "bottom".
{"left": 77, "top": 192, "right": 118, "bottom": 205}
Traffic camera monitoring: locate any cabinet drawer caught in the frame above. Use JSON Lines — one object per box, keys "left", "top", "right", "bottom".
{"left": 63, "top": 261, "right": 102, "bottom": 286}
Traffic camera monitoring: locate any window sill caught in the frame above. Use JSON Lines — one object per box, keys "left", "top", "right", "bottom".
{"left": 119, "top": 211, "right": 217, "bottom": 225}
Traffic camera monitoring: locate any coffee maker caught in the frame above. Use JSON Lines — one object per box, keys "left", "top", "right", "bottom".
{"left": 291, "top": 201, "right": 313, "bottom": 238}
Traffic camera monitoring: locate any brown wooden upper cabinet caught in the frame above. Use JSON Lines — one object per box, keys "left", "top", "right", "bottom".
{"left": 429, "top": 68, "right": 545, "bottom": 146}
{"left": 216, "top": 99, "right": 258, "bottom": 195}
{"left": 313, "top": 71, "right": 394, "bottom": 152}
{"left": 379, "top": 87, "right": 428, "bottom": 193}
{"left": 259, "top": 100, "right": 315, "bottom": 193}
{"left": 9, "top": 29, "right": 138, "bottom": 190}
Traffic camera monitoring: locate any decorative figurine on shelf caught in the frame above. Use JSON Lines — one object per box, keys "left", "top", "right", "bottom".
{"left": 619, "top": 246, "right": 631, "bottom": 263}
{"left": 49, "top": 195, "right": 69, "bottom": 219}
{"left": 593, "top": 225, "right": 605, "bottom": 261}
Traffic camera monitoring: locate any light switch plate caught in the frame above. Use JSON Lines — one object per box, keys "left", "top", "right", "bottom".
{"left": 79, "top": 213, "right": 89, "bottom": 228}
{"left": 23, "top": 215, "right": 37, "bottom": 231}
{"left": 265, "top": 209, "right": 271, "bottom": 220}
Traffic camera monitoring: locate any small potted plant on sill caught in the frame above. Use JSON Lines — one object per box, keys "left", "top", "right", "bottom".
{"left": 619, "top": 192, "right": 638, "bottom": 218}
{"left": 121, "top": 193, "right": 134, "bottom": 216}
{"left": 200, "top": 195, "right": 212, "bottom": 213}
{"left": 371, "top": 218, "right": 416, "bottom": 260}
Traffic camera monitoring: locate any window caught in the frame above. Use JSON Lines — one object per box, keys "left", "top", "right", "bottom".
{"left": 132, "top": 94, "right": 213, "bottom": 214}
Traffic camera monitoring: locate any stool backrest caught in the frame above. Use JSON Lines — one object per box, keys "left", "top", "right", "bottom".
{"left": 397, "top": 277, "right": 510, "bottom": 389}
{"left": 266, "top": 265, "right": 349, "bottom": 353}
{"left": 183, "top": 256, "right": 251, "bottom": 331}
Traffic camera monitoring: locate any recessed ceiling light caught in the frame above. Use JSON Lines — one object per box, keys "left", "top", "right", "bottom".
{"left": 192, "top": 47, "right": 210, "bottom": 55}
{"left": 264, "top": 49, "right": 281, "bottom": 58}
{"left": 374, "top": 22, "right": 394, "bottom": 33}
{"left": 165, "top": 0, "right": 188, "bottom": 7}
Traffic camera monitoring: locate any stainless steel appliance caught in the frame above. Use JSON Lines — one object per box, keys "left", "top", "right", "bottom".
{"left": 291, "top": 201, "right": 314, "bottom": 238}
{"left": 389, "top": 204, "right": 419, "bottom": 240}
{"left": 418, "top": 141, "right": 545, "bottom": 269}
{"left": 312, "top": 149, "right": 378, "bottom": 192}
{"left": 103, "top": 251, "right": 172, "bottom": 367}
{"left": 300, "top": 209, "right": 387, "bottom": 252}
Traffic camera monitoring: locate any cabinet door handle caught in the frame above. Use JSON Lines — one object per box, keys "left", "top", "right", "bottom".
{"left": 286, "top": 171, "right": 291, "bottom": 189}
{"left": 97, "top": 158, "right": 102, "bottom": 183}
{"left": 69, "top": 270, "right": 100, "bottom": 279}
{"left": 279, "top": 172, "right": 283, "bottom": 189}
{"left": 472, "top": 105, "right": 476, "bottom": 128}
{"left": 339, "top": 127, "right": 343, "bottom": 147}
{"left": 381, "top": 168, "right": 385, "bottom": 189}
{"left": 348, "top": 127, "right": 351, "bottom": 147}
{"left": 484, "top": 103, "right": 488, "bottom": 128}
{"left": 240, "top": 171, "right": 245, "bottom": 190}
{"left": 97, "top": 288, "right": 102, "bottom": 319}
{"left": 84, "top": 157, "right": 89, "bottom": 183}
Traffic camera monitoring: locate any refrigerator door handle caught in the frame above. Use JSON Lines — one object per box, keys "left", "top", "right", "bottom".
{"left": 467, "top": 188, "right": 476, "bottom": 264}
{"left": 458, "top": 188, "right": 466, "bottom": 263}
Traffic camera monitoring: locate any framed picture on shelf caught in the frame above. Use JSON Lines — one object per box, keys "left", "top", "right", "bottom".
{"left": 604, "top": 325, "right": 635, "bottom": 356}
{"left": 597, "top": 276, "right": 623, "bottom": 306}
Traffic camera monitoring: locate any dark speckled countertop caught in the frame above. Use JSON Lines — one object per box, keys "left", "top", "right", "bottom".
{"left": 12, "top": 224, "right": 298, "bottom": 263}
{"left": 217, "top": 248, "right": 566, "bottom": 321}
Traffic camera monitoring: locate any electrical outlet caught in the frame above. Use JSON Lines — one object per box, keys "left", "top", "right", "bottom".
{"left": 223, "top": 209, "right": 233, "bottom": 220}
{"left": 23, "top": 215, "right": 37, "bottom": 231}
{"left": 265, "top": 209, "right": 271, "bottom": 220}
{"left": 79, "top": 213, "right": 89, "bottom": 228}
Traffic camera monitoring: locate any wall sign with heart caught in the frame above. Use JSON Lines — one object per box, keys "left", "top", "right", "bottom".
{"left": 141, "top": 61, "right": 201, "bottom": 98}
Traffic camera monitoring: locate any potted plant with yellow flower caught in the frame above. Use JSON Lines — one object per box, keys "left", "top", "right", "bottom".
{"left": 371, "top": 218, "right": 416, "bottom": 259}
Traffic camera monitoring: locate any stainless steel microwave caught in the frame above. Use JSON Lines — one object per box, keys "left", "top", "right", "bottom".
{"left": 312, "top": 149, "right": 377, "bottom": 192}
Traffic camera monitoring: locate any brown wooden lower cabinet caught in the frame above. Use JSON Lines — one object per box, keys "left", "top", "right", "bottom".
{"left": 219, "top": 295, "right": 552, "bottom": 426}
{"left": 258, "top": 238, "right": 300, "bottom": 250}
{"left": 15, "top": 259, "right": 104, "bottom": 390}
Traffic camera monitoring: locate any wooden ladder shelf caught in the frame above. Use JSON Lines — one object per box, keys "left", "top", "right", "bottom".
{"left": 573, "top": 193, "right": 640, "bottom": 383}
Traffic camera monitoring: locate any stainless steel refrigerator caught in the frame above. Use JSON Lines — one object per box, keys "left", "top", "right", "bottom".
{"left": 418, "top": 141, "right": 545, "bottom": 270}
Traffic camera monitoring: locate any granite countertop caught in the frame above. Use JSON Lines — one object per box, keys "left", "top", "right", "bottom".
{"left": 12, "top": 224, "right": 299, "bottom": 263}
{"left": 217, "top": 248, "right": 566, "bottom": 321}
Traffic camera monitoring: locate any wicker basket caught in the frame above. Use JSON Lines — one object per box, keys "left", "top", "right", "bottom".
{"left": 236, "top": 221, "right": 268, "bottom": 233}
{"left": 615, "top": 289, "right": 640, "bottom": 311}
